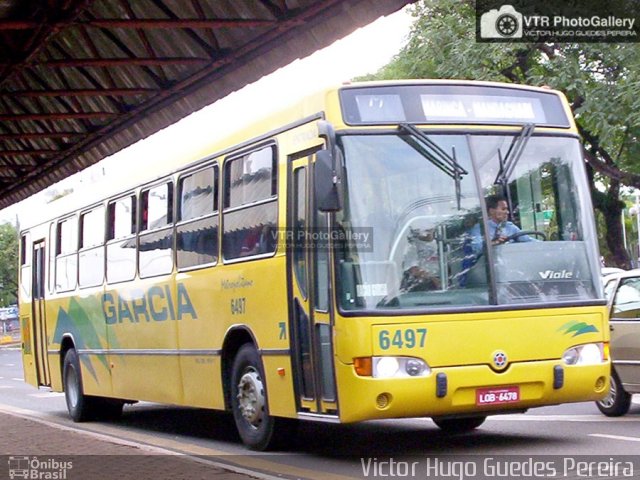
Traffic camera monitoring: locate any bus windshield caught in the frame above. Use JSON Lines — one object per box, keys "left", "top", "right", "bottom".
{"left": 336, "top": 131, "right": 602, "bottom": 312}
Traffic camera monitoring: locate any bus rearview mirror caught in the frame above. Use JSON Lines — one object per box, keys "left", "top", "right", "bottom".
{"left": 315, "top": 149, "right": 342, "bottom": 212}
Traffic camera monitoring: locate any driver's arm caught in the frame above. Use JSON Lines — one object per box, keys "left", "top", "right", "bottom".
{"left": 505, "top": 223, "right": 536, "bottom": 242}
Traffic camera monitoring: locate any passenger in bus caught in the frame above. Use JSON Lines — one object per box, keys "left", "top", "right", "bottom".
{"left": 240, "top": 224, "right": 275, "bottom": 256}
{"left": 468, "top": 194, "right": 534, "bottom": 256}
{"left": 400, "top": 227, "right": 441, "bottom": 292}
{"left": 457, "top": 214, "right": 480, "bottom": 287}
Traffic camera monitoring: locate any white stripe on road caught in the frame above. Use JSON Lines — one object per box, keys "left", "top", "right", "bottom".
{"left": 489, "top": 414, "right": 640, "bottom": 422}
{"left": 29, "top": 392, "right": 64, "bottom": 398}
{"left": 589, "top": 433, "right": 640, "bottom": 443}
{"left": 0, "top": 386, "right": 13, "bottom": 389}
{"left": 11, "top": 377, "right": 23, "bottom": 381}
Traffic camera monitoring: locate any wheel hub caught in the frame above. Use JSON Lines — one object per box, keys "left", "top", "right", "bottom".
{"left": 65, "top": 368, "right": 79, "bottom": 408}
{"left": 236, "top": 368, "right": 265, "bottom": 428}
{"left": 600, "top": 379, "right": 617, "bottom": 408}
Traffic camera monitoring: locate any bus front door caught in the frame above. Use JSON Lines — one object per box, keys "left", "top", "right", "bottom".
{"left": 288, "top": 154, "right": 337, "bottom": 415}
{"left": 31, "top": 241, "right": 51, "bottom": 386}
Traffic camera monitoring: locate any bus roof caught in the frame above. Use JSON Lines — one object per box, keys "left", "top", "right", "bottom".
{"left": 19, "top": 79, "right": 573, "bottom": 231}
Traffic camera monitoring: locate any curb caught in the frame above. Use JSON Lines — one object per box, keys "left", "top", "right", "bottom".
{"left": 0, "top": 405, "right": 275, "bottom": 480}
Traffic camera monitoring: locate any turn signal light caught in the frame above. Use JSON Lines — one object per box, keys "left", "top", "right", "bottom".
{"left": 354, "top": 357, "right": 372, "bottom": 376}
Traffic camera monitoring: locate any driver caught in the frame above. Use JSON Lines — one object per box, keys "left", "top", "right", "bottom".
{"left": 468, "top": 194, "right": 534, "bottom": 255}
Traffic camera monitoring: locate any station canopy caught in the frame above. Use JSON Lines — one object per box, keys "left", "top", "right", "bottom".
{"left": 0, "top": 0, "right": 414, "bottom": 209}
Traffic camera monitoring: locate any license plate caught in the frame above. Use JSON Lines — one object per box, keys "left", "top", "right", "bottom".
{"left": 476, "top": 386, "right": 520, "bottom": 405}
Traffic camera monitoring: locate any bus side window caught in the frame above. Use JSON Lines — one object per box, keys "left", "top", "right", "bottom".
{"left": 78, "top": 206, "right": 105, "bottom": 288}
{"left": 177, "top": 165, "right": 218, "bottom": 269}
{"left": 222, "top": 145, "right": 277, "bottom": 260}
{"left": 20, "top": 232, "right": 31, "bottom": 299}
{"left": 106, "top": 194, "right": 137, "bottom": 284}
{"left": 55, "top": 216, "right": 77, "bottom": 292}
{"left": 139, "top": 181, "right": 174, "bottom": 278}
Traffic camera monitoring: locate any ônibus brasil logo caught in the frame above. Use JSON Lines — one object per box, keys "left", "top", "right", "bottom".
{"left": 8, "top": 456, "right": 73, "bottom": 479}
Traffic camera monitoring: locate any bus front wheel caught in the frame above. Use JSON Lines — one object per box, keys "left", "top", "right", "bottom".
{"left": 432, "top": 416, "right": 486, "bottom": 433}
{"left": 230, "top": 344, "right": 293, "bottom": 450}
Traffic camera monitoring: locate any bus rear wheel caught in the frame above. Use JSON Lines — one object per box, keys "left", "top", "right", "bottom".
{"left": 63, "top": 348, "right": 123, "bottom": 422}
{"left": 63, "top": 348, "right": 99, "bottom": 421}
{"left": 230, "top": 344, "right": 293, "bottom": 450}
{"left": 432, "top": 416, "right": 486, "bottom": 433}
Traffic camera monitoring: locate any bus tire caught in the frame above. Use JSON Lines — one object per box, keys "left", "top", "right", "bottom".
{"left": 596, "top": 370, "right": 631, "bottom": 417}
{"left": 231, "top": 344, "right": 293, "bottom": 450}
{"left": 432, "top": 415, "right": 486, "bottom": 433}
{"left": 63, "top": 348, "right": 100, "bottom": 422}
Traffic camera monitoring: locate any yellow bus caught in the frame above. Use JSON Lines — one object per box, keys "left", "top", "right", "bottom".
{"left": 19, "top": 80, "right": 610, "bottom": 450}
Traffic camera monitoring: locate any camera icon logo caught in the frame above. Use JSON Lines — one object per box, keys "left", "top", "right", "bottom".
{"left": 480, "top": 5, "right": 523, "bottom": 39}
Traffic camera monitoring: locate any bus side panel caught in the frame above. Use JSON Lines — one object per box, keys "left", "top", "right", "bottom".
{"left": 176, "top": 266, "right": 224, "bottom": 410}
{"left": 47, "top": 351, "right": 62, "bottom": 391}
{"left": 20, "top": 304, "right": 38, "bottom": 387}
{"left": 177, "top": 256, "right": 296, "bottom": 416}
{"left": 106, "top": 277, "right": 182, "bottom": 404}
{"left": 220, "top": 256, "right": 296, "bottom": 418}
{"left": 46, "top": 291, "right": 114, "bottom": 397}
{"left": 176, "top": 268, "right": 225, "bottom": 409}
{"left": 261, "top": 355, "right": 297, "bottom": 417}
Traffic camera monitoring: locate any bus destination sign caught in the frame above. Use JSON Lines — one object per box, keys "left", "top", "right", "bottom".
{"left": 340, "top": 84, "right": 570, "bottom": 127}
{"left": 420, "top": 94, "right": 544, "bottom": 123}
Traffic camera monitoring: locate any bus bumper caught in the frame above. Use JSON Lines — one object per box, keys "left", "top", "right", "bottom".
{"left": 335, "top": 359, "right": 610, "bottom": 423}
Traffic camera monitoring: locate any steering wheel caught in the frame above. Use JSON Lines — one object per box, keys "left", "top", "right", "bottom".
{"left": 503, "top": 230, "right": 546, "bottom": 242}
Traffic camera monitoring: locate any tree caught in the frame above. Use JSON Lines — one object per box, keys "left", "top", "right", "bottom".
{"left": 359, "top": 0, "right": 640, "bottom": 267}
{"left": 0, "top": 222, "right": 18, "bottom": 306}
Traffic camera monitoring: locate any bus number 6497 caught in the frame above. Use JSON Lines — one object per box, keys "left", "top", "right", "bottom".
{"left": 231, "top": 297, "right": 246, "bottom": 315}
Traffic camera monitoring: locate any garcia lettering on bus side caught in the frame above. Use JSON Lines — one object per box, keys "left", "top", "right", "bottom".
{"left": 103, "top": 282, "right": 197, "bottom": 324}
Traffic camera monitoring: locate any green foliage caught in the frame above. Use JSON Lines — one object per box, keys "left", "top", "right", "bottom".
{"left": 358, "top": 0, "right": 640, "bottom": 267}
{"left": 359, "top": 0, "right": 527, "bottom": 82}
{"left": 363, "top": 0, "right": 640, "bottom": 174}
{"left": 0, "top": 222, "right": 18, "bottom": 306}
{"left": 530, "top": 44, "right": 640, "bottom": 175}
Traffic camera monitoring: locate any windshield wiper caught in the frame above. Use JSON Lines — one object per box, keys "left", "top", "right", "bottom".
{"left": 494, "top": 123, "right": 535, "bottom": 187}
{"left": 399, "top": 123, "right": 468, "bottom": 209}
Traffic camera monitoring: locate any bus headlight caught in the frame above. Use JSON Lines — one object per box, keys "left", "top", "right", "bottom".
{"left": 372, "top": 357, "right": 431, "bottom": 378}
{"left": 562, "top": 343, "right": 606, "bottom": 365}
